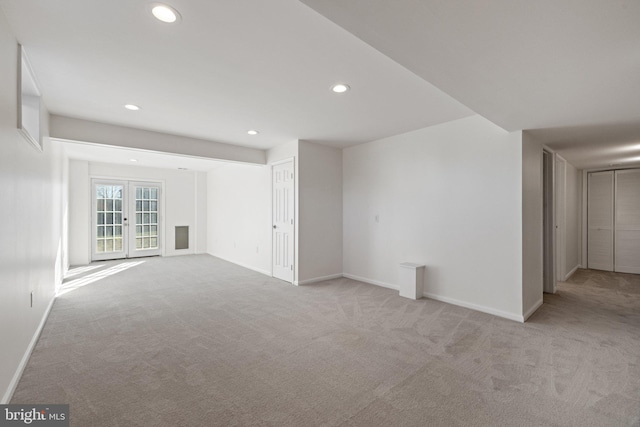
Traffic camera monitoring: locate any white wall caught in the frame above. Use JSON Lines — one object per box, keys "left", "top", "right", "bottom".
{"left": 206, "top": 140, "right": 343, "bottom": 285}
{"left": 343, "top": 115, "right": 526, "bottom": 320}
{"left": 195, "top": 171, "right": 208, "bottom": 255}
{"left": 68, "top": 160, "right": 90, "bottom": 266}
{"left": 0, "top": 10, "right": 64, "bottom": 402}
{"left": 206, "top": 141, "right": 299, "bottom": 279}
{"left": 521, "top": 132, "right": 543, "bottom": 318}
{"left": 206, "top": 163, "right": 272, "bottom": 275}
{"left": 298, "top": 141, "right": 343, "bottom": 283}
{"left": 68, "top": 161, "right": 205, "bottom": 264}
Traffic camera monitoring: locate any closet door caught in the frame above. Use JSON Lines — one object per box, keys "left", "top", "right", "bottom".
{"left": 588, "top": 171, "right": 614, "bottom": 271}
{"left": 615, "top": 169, "right": 640, "bottom": 274}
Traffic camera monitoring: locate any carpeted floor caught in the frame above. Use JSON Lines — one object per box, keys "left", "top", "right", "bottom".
{"left": 11, "top": 255, "right": 640, "bottom": 426}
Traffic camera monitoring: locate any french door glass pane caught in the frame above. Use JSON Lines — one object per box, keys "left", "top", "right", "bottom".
{"left": 96, "top": 184, "right": 124, "bottom": 254}
{"left": 134, "top": 186, "right": 159, "bottom": 250}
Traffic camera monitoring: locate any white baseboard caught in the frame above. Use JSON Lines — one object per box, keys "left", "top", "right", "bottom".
{"left": 342, "top": 273, "right": 398, "bottom": 291}
{"left": 342, "top": 272, "right": 522, "bottom": 322}
{"left": 423, "top": 291, "right": 524, "bottom": 322}
{"left": 613, "top": 266, "right": 640, "bottom": 274}
{"left": 564, "top": 264, "right": 579, "bottom": 281}
{"left": 523, "top": 298, "right": 544, "bottom": 321}
{"left": 208, "top": 253, "right": 271, "bottom": 277}
{"left": 2, "top": 296, "right": 56, "bottom": 404}
{"left": 298, "top": 274, "right": 343, "bottom": 285}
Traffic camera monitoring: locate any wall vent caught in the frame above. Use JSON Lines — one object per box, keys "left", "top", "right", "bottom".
{"left": 175, "top": 226, "right": 189, "bottom": 250}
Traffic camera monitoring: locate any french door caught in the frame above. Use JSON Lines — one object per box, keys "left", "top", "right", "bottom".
{"left": 92, "top": 180, "right": 162, "bottom": 261}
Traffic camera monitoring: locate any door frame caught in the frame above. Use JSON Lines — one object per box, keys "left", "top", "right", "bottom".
{"left": 270, "top": 158, "right": 296, "bottom": 284}
{"left": 555, "top": 155, "right": 567, "bottom": 282}
{"left": 542, "top": 148, "right": 557, "bottom": 293}
{"left": 90, "top": 176, "right": 166, "bottom": 261}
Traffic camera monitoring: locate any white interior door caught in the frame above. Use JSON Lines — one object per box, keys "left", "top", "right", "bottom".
{"left": 272, "top": 161, "right": 294, "bottom": 283}
{"left": 615, "top": 169, "right": 640, "bottom": 274}
{"left": 587, "top": 171, "right": 614, "bottom": 271}
{"left": 92, "top": 179, "right": 162, "bottom": 261}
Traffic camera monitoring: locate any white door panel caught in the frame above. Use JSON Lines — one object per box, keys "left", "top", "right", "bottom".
{"left": 272, "top": 161, "right": 294, "bottom": 283}
{"left": 588, "top": 229, "right": 614, "bottom": 271}
{"left": 92, "top": 180, "right": 127, "bottom": 261}
{"left": 615, "top": 170, "right": 640, "bottom": 273}
{"left": 587, "top": 171, "right": 614, "bottom": 271}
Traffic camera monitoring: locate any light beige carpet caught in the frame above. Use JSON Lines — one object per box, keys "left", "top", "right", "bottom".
{"left": 11, "top": 255, "right": 640, "bottom": 426}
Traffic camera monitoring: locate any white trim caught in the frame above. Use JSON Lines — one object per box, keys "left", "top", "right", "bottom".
{"left": 615, "top": 266, "right": 640, "bottom": 274}
{"left": 523, "top": 298, "right": 544, "bottom": 321}
{"left": 342, "top": 273, "right": 398, "bottom": 290}
{"left": 298, "top": 274, "right": 343, "bottom": 285}
{"left": 341, "top": 273, "right": 524, "bottom": 322}
{"left": 208, "top": 253, "right": 271, "bottom": 277}
{"left": 563, "top": 264, "right": 579, "bottom": 281}
{"left": 269, "top": 157, "right": 295, "bottom": 167}
{"left": 542, "top": 148, "right": 557, "bottom": 294}
{"left": 2, "top": 296, "right": 55, "bottom": 404}
{"left": 423, "top": 291, "right": 524, "bottom": 322}
{"left": 555, "top": 154, "right": 567, "bottom": 282}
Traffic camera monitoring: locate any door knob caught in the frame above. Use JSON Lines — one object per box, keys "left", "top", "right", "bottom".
{"left": 273, "top": 225, "right": 277, "bottom": 229}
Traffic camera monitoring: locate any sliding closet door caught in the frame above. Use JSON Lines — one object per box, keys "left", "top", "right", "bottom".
{"left": 615, "top": 169, "right": 640, "bottom": 274}
{"left": 588, "top": 171, "right": 614, "bottom": 271}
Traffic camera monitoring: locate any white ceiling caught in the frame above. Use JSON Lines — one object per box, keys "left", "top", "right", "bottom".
{"left": 0, "top": 0, "right": 472, "bottom": 150}
{"left": 300, "top": 0, "right": 640, "bottom": 169}
{"left": 3, "top": 0, "right": 639, "bottom": 169}
{"left": 528, "top": 123, "right": 640, "bottom": 169}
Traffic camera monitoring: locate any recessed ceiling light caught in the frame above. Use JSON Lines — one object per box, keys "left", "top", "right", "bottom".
{"left": 151, "top": 4, "right": 180, "bottom": 23}
{"left": 129, "top": 159, "right": 138, "bottom": 162}
{"left": 178, "top": 167, "right": 188, "bottom": 170}
{"left": 124, "top": 104, "right": 140, "bottom": 111}
{"left": 331, "top": 83, "right": 350, "bottom": 93}
{"left": 247, "top": 130, "right": 259, "bottom": 135}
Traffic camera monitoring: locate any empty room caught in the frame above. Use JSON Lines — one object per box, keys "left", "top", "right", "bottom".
{"left": 1, "top": 0, "right": 639, "bottom": 426}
